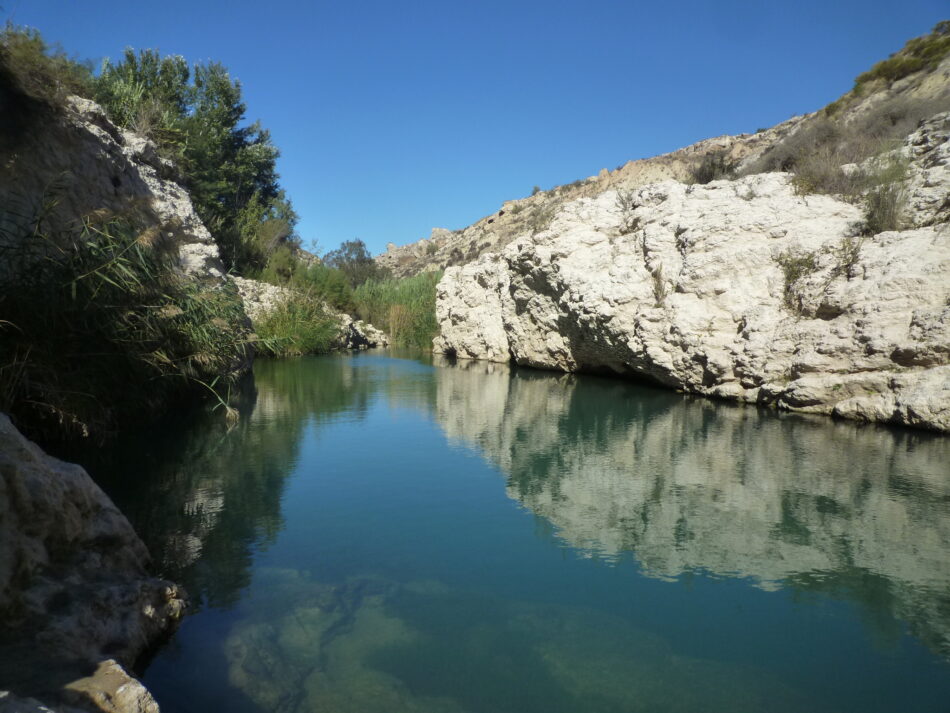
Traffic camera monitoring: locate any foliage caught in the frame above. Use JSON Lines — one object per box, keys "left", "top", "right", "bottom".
{"left": 859, "top": 181, "right": 906, "bottom": 235}
{"left": 775, "top": 249, "right": 820, "bottom": 312}
{"left": 290, "top": 263, "right": 355, "bottom": 312}
{"left": 0, "top": 23, "right": 92, "bottom": 110}
{"left": 615, "top": 189, "right": 640, "bottom": 234}
{"left": 0, "top": 207, "right": 249, "bottom": 443}
{"left": 252, "top": 291, "right": 340, "bottom": 358}
{"left": 352, "top": 272, "right": 441, "bottom": 348}
{"left": 691, "top": 151, "right": 736, "bottom": 184}
{"left": 322, "top": 238, "right": 390, "bottom": 288}
{"left": 854, "top": 22, "right": 950, "bottom": 91}
{"left": 93, "top": 48, "right": 298, "bottom": 274}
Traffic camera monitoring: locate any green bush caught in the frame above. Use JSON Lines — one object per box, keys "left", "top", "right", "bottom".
{"left": 291, "top": 263, "right": 354, "bottom": 312}
{"left": 0, "top": 23, "right": 92, "bottom": 110}
{"left": 854, "top": 22, "right": 950, "bottom": 91}
{"left": 776, "top": 249, "right": 820, "bottom": 312}
{"left": 0, "top": 209, "right": 250, "bottom": 443}
{"left": 252, "top": 291, "right": 340, "bottom": 358}
{"left": 322, "top": 238, "right": 390, "bottom": 288}
{"left": 691, "top": 151, "right": 736, "bottom": 184}
{"left": 353, "top": 272, "right": 441, "bottom": 349}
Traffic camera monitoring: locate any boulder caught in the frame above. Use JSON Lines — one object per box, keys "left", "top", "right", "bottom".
{"left": 0, "top": 414, "right": 185, "bottom": 710}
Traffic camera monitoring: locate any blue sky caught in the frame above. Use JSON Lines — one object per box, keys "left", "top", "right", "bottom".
{"left": 9, "top": 0, "right": 948, "bottom": 255}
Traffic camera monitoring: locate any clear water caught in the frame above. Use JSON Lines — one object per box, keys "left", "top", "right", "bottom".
{"left": 89, "top": 351, "right": 950, "bottom": 713}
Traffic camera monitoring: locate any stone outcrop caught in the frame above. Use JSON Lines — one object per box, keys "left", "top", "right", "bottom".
{"left": 0, "top": 414, "right": 185, "bottom": 711}
{"left": 0, "top": 96, "right": 227, "bottom": 283}
{"left": 232, "top": 276, "right": 390, "bottom": 350}
{"left": 434, "top": 115, "right": 950, "bottom": 432}
{"left": 377, "top": 116, "right": 807, "bottom": 278}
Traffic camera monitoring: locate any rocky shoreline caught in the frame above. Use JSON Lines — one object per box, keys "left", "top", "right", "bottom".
{"left": 433, "top": 115, "right": 950, "bottom": 433}
{"left": 0, "top": 415, "right": 184, "bottom": 713}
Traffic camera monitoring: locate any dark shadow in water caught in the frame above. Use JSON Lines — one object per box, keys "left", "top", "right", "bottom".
{"left": 74, "top": 355, "right": 394, "bottom": 611}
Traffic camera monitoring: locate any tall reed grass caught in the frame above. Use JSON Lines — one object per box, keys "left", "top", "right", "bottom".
{"left": 0, "top": 207, "right": 250, "bottom": 443}
{"left": 353, "top": 272, "right": 441, "bottom": 349}
{"left": 252, "top": 291, "right": 341, "bottom": 358}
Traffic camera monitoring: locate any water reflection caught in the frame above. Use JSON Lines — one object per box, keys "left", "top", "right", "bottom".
{"left": 89, "top": 355, "right": 395, "bottom": 609}
{"left": 430, "top": 356, "right": 950, "bottom": 660}
{"left": 80, "top": 351, "right": 950, "bottom": 712}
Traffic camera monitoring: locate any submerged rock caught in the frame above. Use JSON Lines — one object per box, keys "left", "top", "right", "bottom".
{"left": 434, "top": 115, "right": 950, "bottom": 432}
{"left": 0, "top": 414, "right": 185, "bottom": 711}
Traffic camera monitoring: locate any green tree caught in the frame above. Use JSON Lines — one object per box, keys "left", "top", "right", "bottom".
{"left": 323, "top": 239, "right": 390, "bottom": 288}
{"left": 94, "top": 50, "right": 298, "bottom": 274}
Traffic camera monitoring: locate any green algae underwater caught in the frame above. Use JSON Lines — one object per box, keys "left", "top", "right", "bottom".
{"left": 85, "top": 352, "right": 950, "bottom": 713}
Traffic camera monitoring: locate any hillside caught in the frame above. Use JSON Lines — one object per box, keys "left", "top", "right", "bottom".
{"left": 378, "top": 24, "right": 950, "bottom": 277}
{"left": 430, "top": 25, "right": 950, "bottom": 432}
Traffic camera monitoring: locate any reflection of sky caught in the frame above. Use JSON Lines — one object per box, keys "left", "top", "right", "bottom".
{"left": 124, "top": 354, "right": 950, "bottom": 713}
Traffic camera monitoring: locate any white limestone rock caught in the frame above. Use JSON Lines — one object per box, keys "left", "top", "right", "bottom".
{"left": 434, "top": 119, "right": 950, "bottom": 432}
{"left": 0, "top": 414, "right": 184, "bottom": 711}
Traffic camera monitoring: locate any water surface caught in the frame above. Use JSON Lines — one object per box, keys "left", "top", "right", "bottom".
{"left": 91, "top": 352, "right": 950, "bottom": 713}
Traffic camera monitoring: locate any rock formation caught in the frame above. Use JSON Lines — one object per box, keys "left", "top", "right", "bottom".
{"left": 379, "top": 50, "right": 950, "bottom": 278}
{"left": 0, "top": 96, "right": 227, "bottom": 283}
{"left": 434, "top": 115, "right": 950, "bottom": 432}
{"left": 0, "top": 414, "right": 185, "bottom": 712}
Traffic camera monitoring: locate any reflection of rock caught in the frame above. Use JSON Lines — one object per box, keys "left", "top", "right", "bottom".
{"left": 223, "top": 569, "right": 834, "bottom": 713}
{"left": 0, "top": 414, "right": 184, "bottom": 710}
{"left": 87, "top": 357, "right": 394, "bottom": 612}
{"left": 431, "top": 359, "right": 950, "bottom": 657}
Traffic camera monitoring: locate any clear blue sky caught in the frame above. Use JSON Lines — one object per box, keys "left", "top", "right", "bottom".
{"left": 9, "top": 0, "right": 948, "bottom": 255}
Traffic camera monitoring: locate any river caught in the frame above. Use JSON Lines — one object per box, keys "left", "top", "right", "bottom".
{"left": 87, "top": 351, "right": 950, "bottom": 713}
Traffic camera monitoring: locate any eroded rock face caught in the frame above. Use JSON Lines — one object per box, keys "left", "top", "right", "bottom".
{"left": 0, "top": 97, "right": 227, "bottom": 283}
{"left": 0, "top": 414, "right": 185, "bottom": 711}
{"left": 435, "top": 116, "right": 950, "bottom": 432}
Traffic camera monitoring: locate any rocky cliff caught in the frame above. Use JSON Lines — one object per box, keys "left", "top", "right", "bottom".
{"left": 0, "top": 96, "right": 227, "bottom": 283}
{"left": 434, "top": 114, "right": 950, "bottom": 432}
{"left": 0, "top": 415, "right": 185, "bottom": 712}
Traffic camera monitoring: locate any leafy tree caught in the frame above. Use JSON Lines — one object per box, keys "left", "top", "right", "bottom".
{"left": 322, "top": 239, "right": 389, "bottom": 288}
{"left": 94, "top": 50, "right": 298, "bottom": 274}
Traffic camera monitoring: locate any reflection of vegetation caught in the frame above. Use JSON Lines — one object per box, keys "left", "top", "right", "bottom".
{"left": 80, "top": 356, "right": 393, "bottom": 609}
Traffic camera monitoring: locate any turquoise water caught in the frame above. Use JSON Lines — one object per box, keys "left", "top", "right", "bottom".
{"left": 91, "top": 352, "right": 950, "bottom": 713}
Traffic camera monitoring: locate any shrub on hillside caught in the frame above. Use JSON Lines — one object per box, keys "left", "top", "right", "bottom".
{"left": 691, "top": 151, "right": 736, "bottom": 184}
{"left": 854, "top": 21, "right": 950, "bottom": 91}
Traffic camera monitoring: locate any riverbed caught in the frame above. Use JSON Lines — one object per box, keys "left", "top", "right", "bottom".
{"left": 88, "top": 351, "right": 950, "bottom": 713}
